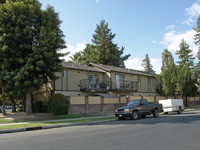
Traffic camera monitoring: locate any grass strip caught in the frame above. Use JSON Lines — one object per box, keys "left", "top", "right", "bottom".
{"left": 0, "top": 114, "right": 103, "bottom": 124}
{"left": 0, "top": 120, "right": 19, "bottom": 124}
{"left": 0, "top": 117, "right": 116, "bottom": 130}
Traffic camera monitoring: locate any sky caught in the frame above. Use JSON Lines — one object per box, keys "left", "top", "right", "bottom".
{"left": 39, "top": 0, "right": 200, "bottom": 73}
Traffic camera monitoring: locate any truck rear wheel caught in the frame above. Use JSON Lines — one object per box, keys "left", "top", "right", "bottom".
{"left": 153, "top": 109, "right": 159, "bottom": 117}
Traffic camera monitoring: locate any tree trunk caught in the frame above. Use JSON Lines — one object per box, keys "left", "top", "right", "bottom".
{"left": 26, "top": 91, "right": 32, "bottom": 115}
{"left": 9, "top": 96, "right": 16, "bottom": 113}
{"left": 2, "top": 83, "right": 6, "bottom": 115}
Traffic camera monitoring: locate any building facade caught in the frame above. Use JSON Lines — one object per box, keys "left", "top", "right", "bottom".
{"left": 53, "top": 62, "right": 161, "bottom": 97}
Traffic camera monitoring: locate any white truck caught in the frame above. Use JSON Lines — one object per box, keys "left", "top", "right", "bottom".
{"left": 159, "top": 99, "right": 184, "bottom": 114}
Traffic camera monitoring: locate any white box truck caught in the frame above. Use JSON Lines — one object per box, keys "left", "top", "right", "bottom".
{"left": 159, "top": 99, "right": 184, "bottom": 114}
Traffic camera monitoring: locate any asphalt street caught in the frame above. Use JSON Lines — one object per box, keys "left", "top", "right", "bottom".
{"left": 0, "top": 110, "right": 200, "bottom": 150}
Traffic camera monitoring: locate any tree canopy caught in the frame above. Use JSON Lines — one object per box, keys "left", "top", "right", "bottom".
{"left": 70, "top": 20, "right": 130, "bottom": 67}
{"left": 175, "top": 39, "right": 194, "bottom": 68}
{"left": 142, "top": 54, "right": 154, "bottom": 73}
{"left": 0, "top": 0, "right": 66, "bottom": 114}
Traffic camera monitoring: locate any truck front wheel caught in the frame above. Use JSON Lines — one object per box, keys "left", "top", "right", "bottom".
{"left": 153, "top": 109, "right": 159, "bottom": 117}
{"left": 131, "top": 111, "right": 139, "bottom": 120}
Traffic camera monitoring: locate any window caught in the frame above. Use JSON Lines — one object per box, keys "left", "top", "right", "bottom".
{"left": 63, "top": 70, "right": 67, "bottom": 78}
{"left": 131, "top": 82, "right": 138, "bottom": 91}
{"left": 116, "top": 74, "right": 125, "bottom": 89}
{"left": 62, "top": 70, "right": 68, "bottom": 90}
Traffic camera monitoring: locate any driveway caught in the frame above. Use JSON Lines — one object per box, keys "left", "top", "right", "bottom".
{"left": 0, "top": 110, "right": 200, "bottom": 150}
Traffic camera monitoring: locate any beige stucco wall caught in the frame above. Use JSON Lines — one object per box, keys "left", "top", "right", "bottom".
{"left": 140, "top": 76, "right": 148, "bottom": 93}
{"left": 104, "top": 98, "right": 119, "bottom": 104}
{"left": 195, "top": 96, "right": 200, "bottom": 101}
{"left": 88, "top": 96, "right": 101, "bottom": 104}
{"left": 70, "top": 96, "right": 85, "bottom": 105}
{"left": 120, "top": 96, "right": 127, "bottom": 103}
{"left": 143, "top": 96, "right": 155, "bottom": 102}
{"left": 130, "top": 96, "right": 142, "bottom": 100}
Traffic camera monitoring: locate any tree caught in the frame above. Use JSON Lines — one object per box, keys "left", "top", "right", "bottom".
{"left": 70, "top": 44, "right": 94, "bottom": 64}
{"left": 142, "top": 54, "right": 154, "bottom": 73}
{"left": 175, "top": 39, "right": 194, "bottom": 68}
{"left": 0, "top": 0, "right": 66, "bottom": 114}
{"left": 194, "top": 15, "right": 200, "bottom": 92}
{"left": 70, "top": 20, "right": 130, "bottom": 67}
{"left": 161, "top": 49, "right": 172, "bottom": 70}
{"left": 156, "top": 51, "right": 177, "bottom": 96}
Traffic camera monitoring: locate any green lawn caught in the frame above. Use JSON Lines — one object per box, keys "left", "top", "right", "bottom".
{"left": 185, "top": 106, "right": 200, "bottom": 111}
{"left": 0, "top": 117, "right": 116, "bottom": 130}
{"left": 0, "top": 114, "right": 102, "bottom": 124}
{"left": 0, "top": 119, "right": 19, "bottom": 124}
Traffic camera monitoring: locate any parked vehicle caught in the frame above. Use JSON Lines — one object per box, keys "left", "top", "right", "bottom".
{"left": 115, "top": 99, "right": 163, "bottom": 120}
{"left": 159, "top": 99, "right": 184, "bottom": 114}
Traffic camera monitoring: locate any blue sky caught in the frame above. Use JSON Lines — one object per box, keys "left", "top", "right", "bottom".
{"left": 39, "top": 0, "right": 200, "bottom": 73}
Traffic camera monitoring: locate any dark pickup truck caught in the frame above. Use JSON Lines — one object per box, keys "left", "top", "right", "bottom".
{"left": 115, "top": 99, "right": 163, "bottom": 120}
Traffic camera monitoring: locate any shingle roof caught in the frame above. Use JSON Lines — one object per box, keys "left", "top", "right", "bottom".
{"left": 62, "top": 62, "right": 104, "bottom": 73}
{"left": 89, "top": 63, "right": 154, "bottom": 77}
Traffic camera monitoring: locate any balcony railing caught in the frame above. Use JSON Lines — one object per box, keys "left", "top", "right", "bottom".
{"left": 111, "top": 80, "right": 138, "bottom": 92}
{"left": 80, "top": 79, "right": 138, "bottom": 92}
{"left": 80, "top": 79, "right": 110, "bottom": 92}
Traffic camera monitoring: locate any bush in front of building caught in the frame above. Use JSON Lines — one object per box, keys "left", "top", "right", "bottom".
{"left": 32, "top": 101, "right": 48, "bottom": 113}
{"left": 48, "top": 94, "right": 70, "bottom": 115}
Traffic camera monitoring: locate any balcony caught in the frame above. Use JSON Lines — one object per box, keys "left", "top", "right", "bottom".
{"left": 80, "top": 79, "right": 138, "bottom": 92}
{"left": 80, "top": 79, "right": 110, "bottom": 92}
{"left": 111, "top": 80, "right": 138, "bottom": 92}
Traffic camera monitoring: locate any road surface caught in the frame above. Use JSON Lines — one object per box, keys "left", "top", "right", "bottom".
{"left": 0, "top": 110, "right": 200, "bottom": 150}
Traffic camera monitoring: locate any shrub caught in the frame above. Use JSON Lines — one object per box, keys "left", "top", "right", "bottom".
{"left": 17, "top": 104, "right": 23, "bottom": 112}
{"left": 33, "top": 101, "right": 48, "bottom": 113}
{"left": 48, "top": 94, "right": 70, "bottom": 115}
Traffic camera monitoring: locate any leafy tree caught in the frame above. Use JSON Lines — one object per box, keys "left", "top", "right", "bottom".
{"left": 156, "top": 51, "right": 177, "bottom": 96}
{"left": 70, "top": 52, "right": 83, "bottom": 64}
{"left": 69, "top": 44, "right": 93, "bottom": 64}
{"left": 71, "top": 20, "right": 130, "bottom": 67}
{"left": 0, "top": 0, "right": 66, "bottom": 114}
{"left": 176, "top": 39, "right": 194, "bottom": 68}
{"left": 142, "top": 53, "right": 154, "bottom": 73}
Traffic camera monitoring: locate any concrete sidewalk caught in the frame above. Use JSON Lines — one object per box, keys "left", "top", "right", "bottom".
{"left": 0, "top": 115, "right": 116, "bottom": 134}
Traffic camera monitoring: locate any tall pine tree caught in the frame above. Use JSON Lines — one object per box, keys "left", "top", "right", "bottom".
{"left": 156, "top": 50, "right": 177, "bottom": 96}
{"left": 175, "top": 39, "right": 194, "bottom": 68}
{"left": 71, "top": 20, "right": 130, "bottom": 67}
{"left": 141, "top": 54, "right": 154, "bottom": 73}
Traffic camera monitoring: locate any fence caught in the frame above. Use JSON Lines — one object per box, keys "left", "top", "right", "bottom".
{"left": 68, "top": 95, "right": 200, "bottom": 115}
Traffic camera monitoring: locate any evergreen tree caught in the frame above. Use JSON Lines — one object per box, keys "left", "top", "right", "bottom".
{"left": 142, "top": 54, "right": 154, "bottom": 73}
{"left": 70, "top": 44, "right": 94, "bottom": 65}
{"left": 91, "top": 20, "right": 130, "bottom": 67}
{"left": 161, "top": 49, "right": 172, "bottom": 70}
{"left": 70, "top": 20, "right": 130, "bottom": 67}
{"left": 156, "top": 51, "right": 176, "bottom": 96}
{"left": 176, "top": 39, "right": 194, "bottom": 68}
{"left": 0, "top": 0, "right": 66, "bottom": 114}
{"left": 194, "top": 15, "right": 200, "bottom": 92}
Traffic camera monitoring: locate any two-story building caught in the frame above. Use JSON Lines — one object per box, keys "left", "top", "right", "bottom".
{"left": 53, "top": 62, "right": 161, "bottom": 97}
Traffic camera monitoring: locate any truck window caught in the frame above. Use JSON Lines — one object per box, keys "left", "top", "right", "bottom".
{"left": 140, "top": 99, "right": 148, "bottom": 105}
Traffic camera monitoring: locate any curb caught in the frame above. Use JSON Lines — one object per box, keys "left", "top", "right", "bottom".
{"left": 0, "top": 119, "right": 116, "bottom": 134}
